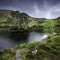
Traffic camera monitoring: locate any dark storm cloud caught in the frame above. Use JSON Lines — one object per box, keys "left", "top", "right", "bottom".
{"left": 0, "top": 0, "right": 60, "bottom": 18}
{"left": 0, "top": 0, "right": 12, "bottom": 6}
{"left": 47, "top": 0, "right": 60, "bottom": 6}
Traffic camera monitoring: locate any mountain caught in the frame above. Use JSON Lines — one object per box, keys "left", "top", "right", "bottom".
{"left": 1, "top": 10, "right": 59, "bottom": 32}
{"left": 0, "top": 10, "right": 29, "bottom": 18}
{"left": 0, "top": 10, "right": 45, "bottom": 20}
{"left": 0, "top": 10, "right": 13, "bottom": 18}
{"left": 0, "top": 10, "right": 46, "bottom": 25}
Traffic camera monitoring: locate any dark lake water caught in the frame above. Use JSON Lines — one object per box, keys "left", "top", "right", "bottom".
{"left": 0, "top": 31, "right": 48, "bottom": 51}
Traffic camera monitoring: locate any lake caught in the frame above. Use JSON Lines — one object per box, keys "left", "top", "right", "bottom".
{"left": 0, "top": 31, "right": 48, "bottom": 51}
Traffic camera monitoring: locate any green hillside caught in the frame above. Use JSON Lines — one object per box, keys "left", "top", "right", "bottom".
{"left": 0, "top": 10, "right": 60, "bottom": 33}
{"left": 0, "top": 10, "right": 46, "bottom": 32}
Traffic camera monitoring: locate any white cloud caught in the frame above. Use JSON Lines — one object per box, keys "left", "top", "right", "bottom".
{"left": 31, "top": 3, "right": 60, "bottom": 19}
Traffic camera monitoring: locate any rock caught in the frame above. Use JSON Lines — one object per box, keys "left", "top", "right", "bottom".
{"left": 14, "top": 49, "right": 21, "bottom": 60}
{"left": 32, "top": 50, "right": 37, "bottom": 55}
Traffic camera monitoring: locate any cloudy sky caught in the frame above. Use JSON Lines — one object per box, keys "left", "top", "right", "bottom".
{"left": 0, "top": 0, "right": 60, "bottom": 19}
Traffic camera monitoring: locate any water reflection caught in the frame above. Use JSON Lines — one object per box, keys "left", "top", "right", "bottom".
{"left": 0, "top": 31, "right": 48, "bottom": 50}
{"left": 0, "top": 31, "right": 17, "bottom": 51}
{"left": 27, "top": 32, "right": 48, "bottom": 42}
{"left": 10, "top": 31, "right": 29, "bottom": 43}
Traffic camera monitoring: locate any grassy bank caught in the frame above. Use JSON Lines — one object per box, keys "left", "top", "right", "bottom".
{"left": 0, "top": 35, "right": 60, "bottom": 60}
